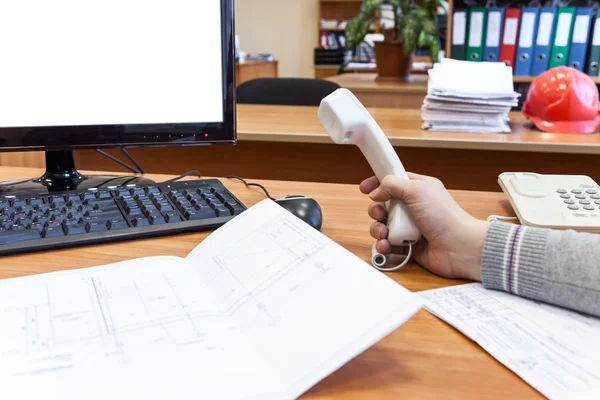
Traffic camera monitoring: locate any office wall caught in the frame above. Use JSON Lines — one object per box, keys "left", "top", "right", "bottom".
{"left": 235, "top": 0, "right": 317, "bottom": 78}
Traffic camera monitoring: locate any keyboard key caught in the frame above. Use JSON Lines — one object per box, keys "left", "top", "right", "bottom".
{"left": 214, "top": 205, "right": 230, "bottom": 217}
{"left": 131, "top": 217, "right": 150, "bottom": 227}
{"left": 43, "top": 227, "right": 64, "bottom": 238}
{"left": 12, "top": 199, "right": 27, "bottom": 208}
{"left": 230, "top": 205, "right": 244, "bottom": 215}
{"left": 185, "top": 211, "right": 209, "bottom": 220}
{"left": 86, "top": 222, "right": 107, "bottom": 233}
{"left": 65, "top": 224, "right": 86, "bottom": 235}
{"left": 145, "top": 186, "right": 160, "bottom": 195}
{"left": 80, "top": 192, "right": 96, "bottom": 201}
{"left": 107, "top": 219, "right": 128, "bottom": 230}
{"left": 29, "top": 198, "right": 44, "bottom": 206}
{"left": 84, "top": 210, "right": 122, "bottom": 219}
{"left": 31, "top": 223, "right": 45, "bottom": 232}
{"left": 164, "top": 212, "right": 182, "bottom": 223}
{"left": 0, "top": 230, "right": 41, "bottom": 244}
{"left": 148, "top": 214, "right": 166, "bottom": 225}
{"left": 126, "top": 206, "right": 143, "bottom": 216}
{"left": 156, "top": 202, "right": 173, "bottom": 212}
{"left": 96, "top": 190, "right": 113, "bottom": 199}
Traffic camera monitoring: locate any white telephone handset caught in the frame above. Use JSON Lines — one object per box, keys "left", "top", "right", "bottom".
{"left": 318, "top": 88, "right": 421, "bottom": 271}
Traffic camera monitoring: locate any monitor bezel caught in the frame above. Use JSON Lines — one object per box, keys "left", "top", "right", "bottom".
{"left": 0, "top": 0, "right": 236, "bottom": 152}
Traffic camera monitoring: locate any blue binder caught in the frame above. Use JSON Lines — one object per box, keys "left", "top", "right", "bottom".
{"left": 567, "top": 7, "right": 595, "bottom": 71}
{"left": 515, "top": 7, "right": 540, "bottom": 76}
{"left": 483, "top": 7, "right": 505, "bottom": 62}
{"left": 531, "top": 7, "right": 557, "bottom": 76}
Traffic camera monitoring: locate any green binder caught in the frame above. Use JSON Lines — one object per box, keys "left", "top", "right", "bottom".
{"left": 466, "top": 7, "right": 487, "bottom": 62}
{"left": 585, "top": 9, "right": 600, "bottom": 77}
{"left": 549, "top": 7, "right": 576, "bottom": 69}
{"left": 451, "top": 8, "right": 468, "bottom": 60}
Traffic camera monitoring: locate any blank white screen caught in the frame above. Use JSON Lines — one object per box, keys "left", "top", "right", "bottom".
{"left": 0, "top": 0, "right": 224, "bottom": 128}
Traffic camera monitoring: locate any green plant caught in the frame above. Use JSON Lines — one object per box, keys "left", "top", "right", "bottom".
{"left": 344, "top": 0, "right": 445, "bottom": 62}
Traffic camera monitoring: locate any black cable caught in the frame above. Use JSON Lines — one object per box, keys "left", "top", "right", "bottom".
{"left": 224, "top": 175, "right": 275, "bottom": 200}
{"left": 120, "top": 148, "right": 146, "bottom": 174}
{"left": 94, "top": 149, "right": 139, "bottom": 174}
{"left": 162, "top": 170, "right": 203, "bottom": 184}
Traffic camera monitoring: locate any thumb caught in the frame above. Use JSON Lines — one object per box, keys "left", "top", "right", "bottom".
{"left": 369, "top": 175, "right": 416, "bottom": 202}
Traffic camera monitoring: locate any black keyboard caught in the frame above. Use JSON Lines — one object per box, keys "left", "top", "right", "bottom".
{"left": 0, "top": 179, "right": 246, "bottom": 256}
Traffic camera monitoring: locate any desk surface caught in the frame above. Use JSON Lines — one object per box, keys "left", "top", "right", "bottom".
{"left": 0, "top": 166, "right": 540, "bottom": 399}
{"left": 326, "top": 73, "right": 429, "bottom": 93}
{"left": 237, "top": 104, "right": 600, "bottom": 154}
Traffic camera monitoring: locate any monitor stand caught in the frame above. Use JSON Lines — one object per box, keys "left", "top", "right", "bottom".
{"left": 0, "top": 150, "right": 156, "bottom": 196}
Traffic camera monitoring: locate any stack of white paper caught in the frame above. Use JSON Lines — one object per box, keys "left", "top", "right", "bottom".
{"left": 421, "top": 58, "right": 520, "bottom": 133}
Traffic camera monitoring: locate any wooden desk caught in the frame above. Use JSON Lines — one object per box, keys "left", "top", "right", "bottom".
{"left": 74, "top": 105, "right": 600, "bottom": 192}
{"left": 0, "top": 166, "right": 538, "bottom": 399}
{"left": 236, "top": 59, "right": 279, "bottom": 86}
{"left": 325, "top": 73, "right": 428, "bottom": 109}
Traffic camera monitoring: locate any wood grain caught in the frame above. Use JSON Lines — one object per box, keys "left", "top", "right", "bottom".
{"left": 326, "top": 73, "right": 428, "bottom": 109}
{"left": 0, "top": 166, "right": 539, "bottom": 399}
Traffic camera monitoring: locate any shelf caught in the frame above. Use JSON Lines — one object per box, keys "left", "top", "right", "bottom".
{"left": 513, "top": 75, "right": 600, "bottom": 84}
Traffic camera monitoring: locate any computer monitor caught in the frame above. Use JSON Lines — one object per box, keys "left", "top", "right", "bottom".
{"left": 0, "top": 0, "right": 236, "bottom": 195}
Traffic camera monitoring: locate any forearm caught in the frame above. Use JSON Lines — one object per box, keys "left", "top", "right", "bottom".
{"left": 480, "top": 222, "right": 600, "bottom": 318}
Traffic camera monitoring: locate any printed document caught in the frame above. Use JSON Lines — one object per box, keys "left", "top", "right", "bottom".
{"left": 0, "top": 199, "right": 422, "bottom": 400}
{"left": 420, "top": 283, "right": 600, "bottom": 399}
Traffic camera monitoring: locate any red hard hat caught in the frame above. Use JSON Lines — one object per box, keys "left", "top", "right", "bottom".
{"left": 522, "top": 66, "right": 600, "bottom": 134}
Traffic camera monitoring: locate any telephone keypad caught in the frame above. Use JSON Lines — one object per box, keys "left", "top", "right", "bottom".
{"left": 560, "top": 188, "right": 600, "bottom": 211}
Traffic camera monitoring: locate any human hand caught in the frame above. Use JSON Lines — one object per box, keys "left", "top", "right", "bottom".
{"left": 359, "top": 173, "right": 489, "bottom": 281}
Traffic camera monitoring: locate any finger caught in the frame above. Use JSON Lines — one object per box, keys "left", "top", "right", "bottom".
{"left": 369, "top": 175, "right": 417, "bottom": 202}
{"left": 407, "top": 172, "right": 428, "bottom": 181}
{"left": 359, "top": 176, "right": 380, "bottom": 194}
{"left": 375, "top": 240, "right": 409, "bottom": 255}
{"left": 368, "top": 203, "right": 387, "bottom": 221}
{"left": 370, "top": 221, "right": 388, "bottom": 240}
{"left": 375, "top": 239, "right": 391, "bottom": 254}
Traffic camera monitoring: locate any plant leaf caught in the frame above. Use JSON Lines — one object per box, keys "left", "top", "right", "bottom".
{"left": 344, "top": 16, "right": 373, "bottom": 49}
{"left": 389, "top": 0, "right": 402, "bottom": 7}
{"left": 428, "top": 37, "right": 440, "bottom": 63}
{"left": 361, "top": 0, "right": 385, "bottom": 15}
{"left": 420, "top": 15, "right": 439, "bottom": 35}
{"left": 400, "top": 14, "right": 421, "bottom": 55}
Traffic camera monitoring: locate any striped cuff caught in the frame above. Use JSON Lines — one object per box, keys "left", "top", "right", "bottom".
{"left": 481, "top": 222, "right": 549, "bottom": 299}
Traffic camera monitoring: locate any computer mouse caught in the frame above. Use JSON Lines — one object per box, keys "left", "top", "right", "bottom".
{"left": 275, "top": 195, "right": 323, "bottom": 230}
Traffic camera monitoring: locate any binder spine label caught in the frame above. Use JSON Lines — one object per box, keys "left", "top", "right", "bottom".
{"left": 594, "top": 18, "right": 600, "bottom": 46}
{"left": 453, "top": 12, "right": 466, "bottom": 45}
{"left": 537, "top": 12, "right": 554, "bottom": 46}
{"left": 519, "top": 13, "right": 536, "bottom": 48}
{"left": 468, "top": 12, "right": 484, "bottom": 47}
{"left": 503, "top": 18, "right": 519, "bottom": 45}
{"left": 486, "top": 11, "right": 502, "bottom": 47}
{"left": 555, "top": 13, "right": 573, "bottom": 46}
{"left": 572, "top": 15, "right": 591, "bottom": 43}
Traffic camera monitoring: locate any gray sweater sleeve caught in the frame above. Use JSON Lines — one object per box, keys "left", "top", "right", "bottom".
{"left": 480, "top": 221, "right": 600, "bottom": 318}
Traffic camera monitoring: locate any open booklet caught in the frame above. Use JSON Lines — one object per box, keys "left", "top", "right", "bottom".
{"left": 0, "top": 199, "right": 422, "bottom": 400}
